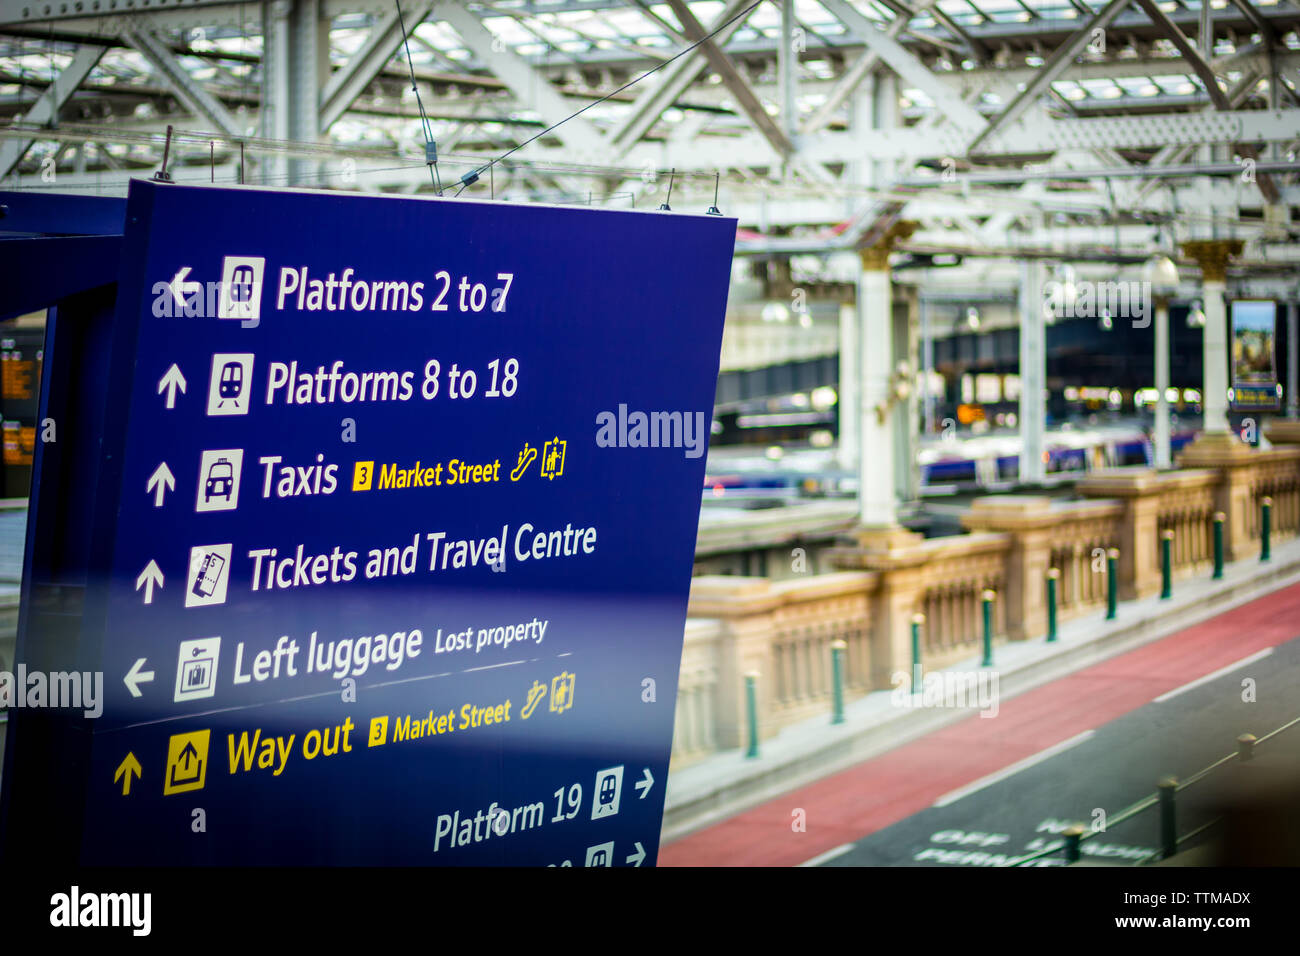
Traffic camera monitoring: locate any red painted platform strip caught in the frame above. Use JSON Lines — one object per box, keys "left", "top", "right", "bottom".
{"left": 660, "top": 581, "right": 1300, "bottom": 867}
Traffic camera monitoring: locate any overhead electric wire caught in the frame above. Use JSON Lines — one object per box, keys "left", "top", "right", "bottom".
{"left": 394, "top": 0, "right": 443, "bottom": 194}
{"left": 8, "top": 127, "right": 1292, "bottom": 236}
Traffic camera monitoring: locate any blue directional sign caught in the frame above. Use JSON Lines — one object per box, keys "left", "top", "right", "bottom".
{"left": 0, "top": 180, "right": 735, "bottom": 865}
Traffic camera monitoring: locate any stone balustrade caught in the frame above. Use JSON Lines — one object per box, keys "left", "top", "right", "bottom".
{"left": 670, "top": 441, "right": 1300, "bottom": 769}
{"left": 680, "top": 572, "right": 875, "bottom": 761}
{"left": 672, "top": 619, "right": 724, "bottom": 765}
{"left": 962, "top": 496, "right": 1120, "bottom": 637}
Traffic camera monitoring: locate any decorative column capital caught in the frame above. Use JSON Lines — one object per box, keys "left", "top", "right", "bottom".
{"left": 859, "top": 220, "right": 919, "bottom": 272}
{"left": 1181, "top": 239, "right": 1244, "bottom": 283}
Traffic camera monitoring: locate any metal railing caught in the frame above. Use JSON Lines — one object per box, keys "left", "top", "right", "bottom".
{"left": 1003, "top": 715, "right": 1300, "bottom": 866}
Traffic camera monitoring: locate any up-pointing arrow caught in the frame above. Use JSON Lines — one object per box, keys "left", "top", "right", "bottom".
{"left": 625, "top": 841, "right": 646, "bottom": 867}
{"left": 634, "top": 767, "right": 654, "bottom": 799}
{"left": 135, "top": 560, "right": 164, "bottom": 604}
{"left": 124, "top": 657, "right": 155, "bottom": 698}
{"left": 114, "top": 753, "right": 142, "bottom": 796}
{"left": 146, "top": 462, "right": 175, "bottom": 507}
{"left": 157, "top": 364, "right": 186, "bottom": 409}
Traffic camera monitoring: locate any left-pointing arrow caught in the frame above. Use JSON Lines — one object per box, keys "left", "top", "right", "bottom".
{"left": 135, "top": 561, "right": 164, "bottom": 604}
{"left": 168, "top": 266, "right": 201, "bottom": 309}
{"left": 124, "top": 657, "right": 154, "bottom": 698}
{"left": 115, "top": 752, "right": 142, "bottom": 796}
{"left": 146, "top": 462, "right": 175, "bottom": 507}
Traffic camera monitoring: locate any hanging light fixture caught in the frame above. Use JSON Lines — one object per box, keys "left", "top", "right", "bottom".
{"left": 1142, "top": 254, "right": 1180, "bottom": 295}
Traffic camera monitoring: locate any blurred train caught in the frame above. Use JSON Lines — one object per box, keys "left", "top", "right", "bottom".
{"left": 703, "top": 422, "right": 1201, "bottom": 499}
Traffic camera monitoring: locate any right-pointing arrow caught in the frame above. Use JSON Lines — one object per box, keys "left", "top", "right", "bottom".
{"left": 626, "top": 841, "right": 646, "bottom": 867}
{"left": 135, "top": 560, "right": 164, "bottom": 604}
{"left": 634, "top": 767, "right": 654, "bottom": 799}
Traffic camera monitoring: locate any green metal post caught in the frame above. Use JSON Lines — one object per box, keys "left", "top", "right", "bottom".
{"left": 1236, "top": 733, "right": 1256, "bottom": 762}
{"left": 981, "top": 590, "right": 995, "bottom": 666}
{"left": 830, "top": 640, "right": 846, "bottom": 725}
{"left": 1261, "top": 496, "right": 1272, "bottom": 562}
{"left": 1160, "top": 529, "right": 1173, "bottom": 599}
{"left": 910, "top": 613, "right": 923, "bottom": 694}
{"left": 744, "top": 672, "right": 759, "bottom": 759}
{"left": 1106, "top": 548, "right": 1119, "bottom": 620}
{"left": 1158, "top": 777, "right": 1178, "bottom": 860}
{"left": 1213, "top": 512, "right": 1224, "bottom": 579}
{"left": 1046, "top": 569, "right": 1059, "bottom": 642}
{"left": 1063, "top": 824, "right": 1085, "bottom": 864}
